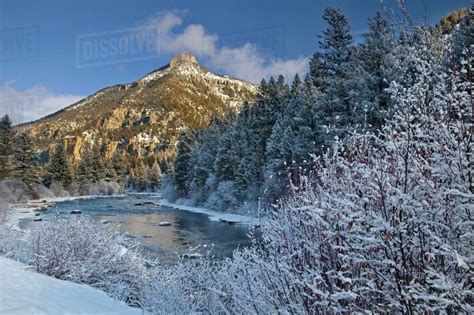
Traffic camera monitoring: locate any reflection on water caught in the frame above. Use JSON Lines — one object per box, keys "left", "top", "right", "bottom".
{"left": 20, "top": 194, "right": 252, "bottom": 264}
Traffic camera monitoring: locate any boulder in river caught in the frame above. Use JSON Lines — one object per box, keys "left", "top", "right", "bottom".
{"left": 33, "top": 207, "right": 48, "bottom": 212}
{"left": 183, "top": 253, "right": 203, "bottom": 259}
{"left": 135, "top": 201, "right": 155, "bottom": 206}
{"left": 219, "top": 218, "right": 237, "bottom": 225}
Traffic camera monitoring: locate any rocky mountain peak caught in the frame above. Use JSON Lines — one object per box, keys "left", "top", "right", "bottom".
{"left": 18, "top": 51, "right": 258, "bottom": 168}
{"left": 170, "top": 52, "right": 198, "bottom": 68}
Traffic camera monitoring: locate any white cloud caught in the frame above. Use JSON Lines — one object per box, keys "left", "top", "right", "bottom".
{"left": 141, "top": 11, "right": 308, "bottom": 83}
{"left": 0, "top": 82, "right": 84, "bottom": 125}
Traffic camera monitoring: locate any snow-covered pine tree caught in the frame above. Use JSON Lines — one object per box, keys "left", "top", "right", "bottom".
{"left": 250, "top": 77, "right": 288, "bottom": 188}
{"left": 291, "top": 86, "right": 317, "bottom": 175}
{"left": 263, "top": 120, "right": 287, "bottom": 203}
{"left": 103, "top": 161, "right": 117, "bottom": 183}
{"left": 0, "top": 115, "right": 14, "bottom": 180}
{"left": 13, "top": 133, "right": 40, "bottom": 186}
{"left": 149, "top": 160, "right": 162, "bottom": 190}
{"left": 214, "top": 131, "right": 238, "bottom": 183}
{"left": 104, "top": 150, "right": 126, "bottom": 184}
{"left": 90, "top": 142, "right": 105, "bottom": 182}
{"left": 188, "top": 135, "right": 216, "bottom": 200}
{"left": 173, "top": 134, "right": 193, "bottom": 195}
{"left": 350, "top": 12, "right": 396, "bottom": 131}
{"left": 314, "top": 7, "right": 354, "bottom": 153}
{"left": 213, "top": 27, "right": 472, "bottom": 314}
{"left": 308, "top": 52, "right": 327, "bottom": 91}
{"left": 134, "top": 160, "right": 149, "bottom": 191}
{"left": 318, "top": 7, "right": 353, "bottom": 77}
{"left": 75, "top": 143, "right": 95, "bottom": 193}
{"left": 276, "top": 74, "right": 290, "bottom": 96}
{"left": 45, "top": 141, "right": 72, "bottom": 190}
{"left": 234, "top": 126, "right": 259, "bottom": 201}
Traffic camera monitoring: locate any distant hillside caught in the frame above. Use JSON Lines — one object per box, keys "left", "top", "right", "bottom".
{"left": 17, "top": 52, "right": 258, "bottom": 170}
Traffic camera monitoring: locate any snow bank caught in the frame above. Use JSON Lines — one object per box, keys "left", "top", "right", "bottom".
{"left": 156, "top": 198, "right": 261, "bottom": 226}
{"left": 0, "top": 257, "right": 141, "bottom": 315}
{"left": 128, "top": 192, "right": 261, "bottom": 225}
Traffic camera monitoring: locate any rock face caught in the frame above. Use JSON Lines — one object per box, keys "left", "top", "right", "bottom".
{"left": 17, "top": 52, "right": 258, "bottom": 169}
{"left": 169, "top": 52, "right": 197, "bottom": 67}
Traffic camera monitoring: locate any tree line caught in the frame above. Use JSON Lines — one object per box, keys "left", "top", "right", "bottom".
{"left": 170, "top": 8, "right": 402, "bottom": 209}
{"left": 0, "top": 121, "right": 163, "bottom": 195}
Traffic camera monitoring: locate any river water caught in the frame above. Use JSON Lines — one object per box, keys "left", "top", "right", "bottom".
{"left": 19, "top": 194, "right": 253, "bottom": 264}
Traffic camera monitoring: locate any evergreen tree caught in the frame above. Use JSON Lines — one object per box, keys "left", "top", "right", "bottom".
{"left": 314, "top": 7, "right": 354, "bottom": 153}
{"left": 214, "top": 131, "right": 238, "bottom": 182}
{"left": 104, "top": 161, "right": 117, "bottom": 183}
{"left": 318, "top": 7, "right": 353, "bottom": 77}
{"left": 105, "top": 150, "right": 126, "bottom": 183}
{"left": 75, "top": 141, "right": 106, "bottom": 192}
{"left": 75, "top": 143, "right": 95, "bottom": 193}
{"left": 173, "top": 134, "right": 193, "bottom": 194}
{"left": 13, "top": 133, "right": 40, "bottom": 186}
{"left": 149, "top": 160, "right": 162, "bottom": 190}
{"left": 264, "top": 121, "right": 287, "bottom": 202}
{"left": 308, "top": 52, "right": 326, "bottom": 90}
{"left": 291, "top": 90, "right": 316, "bottom": 172}
{"left": 128, "top": 167, "right": 136, "bottom": 190}
{"left": 0, "top": 115, "right": 14, "bottom": 180}
{"left": 90, "top": 142, "right": 105, "bottom": 182}
{"left": 276, "top": 74, "right": 290, "bottom": 95}
{"left": 132, "top": 160, "right": 149, "bottom": 191}
{"left": 45, "top": 141, "right": 72, "bottom": 190}
{"left": 352, "top": 12, "right": 396, "bottom": 131}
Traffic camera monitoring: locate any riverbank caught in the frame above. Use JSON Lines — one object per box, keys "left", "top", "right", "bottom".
{"left": 127, "top": 192, "right": 261, "bottom": 226}
{"left": 6, "top": 194, "right": 126, "bottom": 230}
{"left": 156, "top": 198, "right": 261, "bottom": 226}
{"left": 7, "top": 193, "right": 261, "bottom": 232}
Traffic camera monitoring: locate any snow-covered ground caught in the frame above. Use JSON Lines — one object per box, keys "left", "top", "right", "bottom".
{"left": 156, "top": 198, "right": 261, "bottom": 226}
{"left": 125, "top": 192, "right": 261, "bottom": 225}
{"left": 0, "top": 257, "right": 141, "bottom": 315}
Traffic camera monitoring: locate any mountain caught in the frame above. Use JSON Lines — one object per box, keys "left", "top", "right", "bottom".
{"left": 17, "top": 52, "right": 258, "bottom": 169}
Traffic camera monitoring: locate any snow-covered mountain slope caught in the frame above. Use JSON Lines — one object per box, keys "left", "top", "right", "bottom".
{"left": 0, "top": 257, "right": 141, "bottom": 314}
{"left": 17, "top": 52, "right": 258, "bottom": 166}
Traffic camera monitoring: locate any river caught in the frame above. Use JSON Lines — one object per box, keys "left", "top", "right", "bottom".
{"left": 19, "top": 194, "right": 254, "bottom": 264}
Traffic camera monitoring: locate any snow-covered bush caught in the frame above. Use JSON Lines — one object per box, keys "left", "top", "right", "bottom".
{"left": 47, "top": 182, "right": 71, "bottom": 197}
{"left": 70, "top": 180, "right": 124, "bottom": 196}
{"left": 17, "top": 217, "right": 149, "bottom": 307}
{"left": 0, "top": 179, "right": 36, "bottom": 203}
{"left": 143, "top": 28, "right": 473, "bottom": 314}
{"left": 0, "top": 225, "right": 27, "bottom": 259}
{"left": 206, "top": 30, "right": 473, "bottom": 313}
{"left": 159, "top": 174, "right": 180, "bottom": 202}
{"left": 0, "top": 180, "right": 60, "bottom": 204}
{"left": 206, "top": 181, "right": 239, "bottom": 211}
{"left": 0, "top": 199, "right": 9, "bottom": 223}
{"left": 143, "top": 257, "right": 225, "bottom": 314}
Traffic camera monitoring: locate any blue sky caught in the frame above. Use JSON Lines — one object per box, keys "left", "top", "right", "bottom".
{"left": 0, "top": 0, "right": 469, "bottom": 124}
